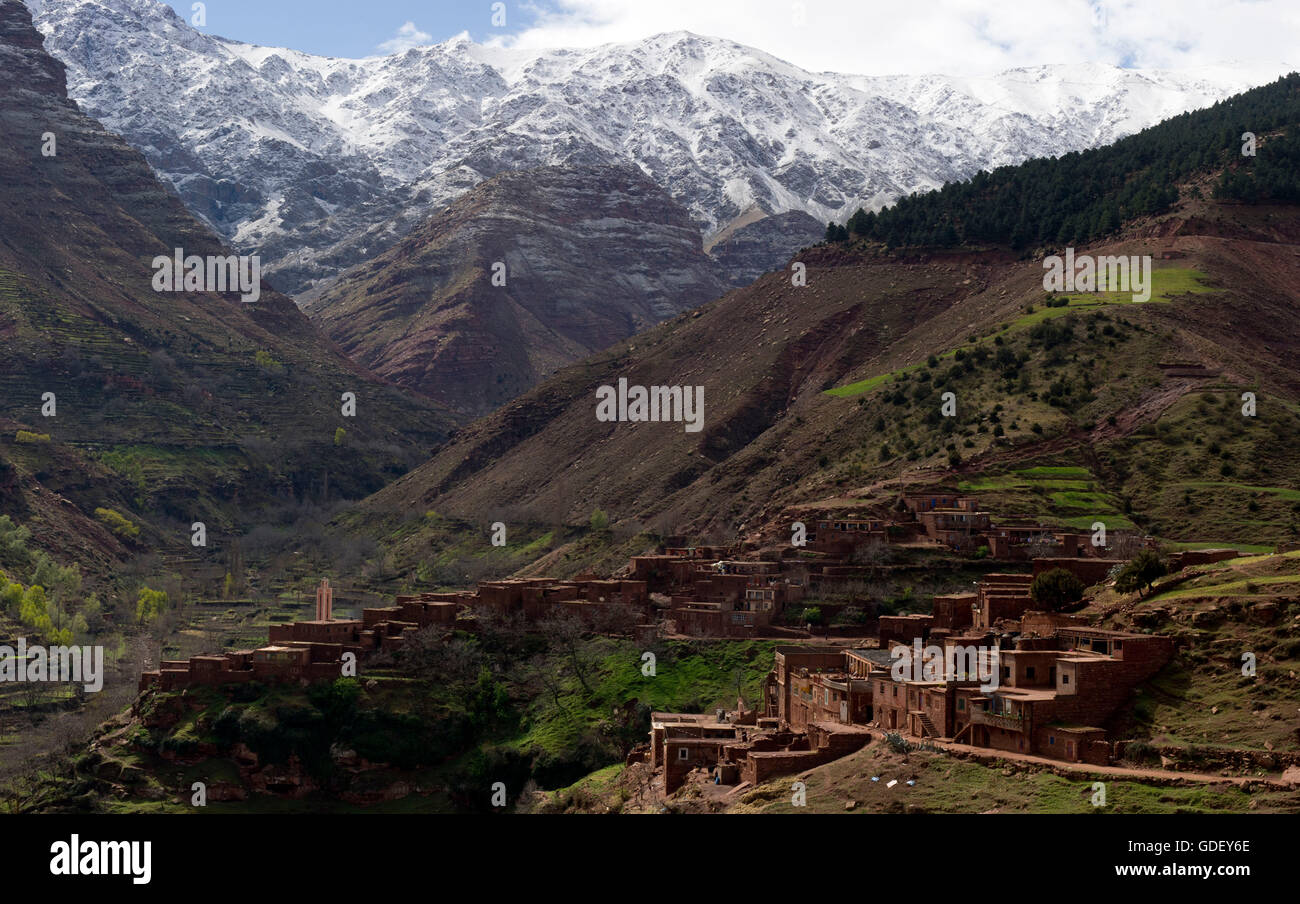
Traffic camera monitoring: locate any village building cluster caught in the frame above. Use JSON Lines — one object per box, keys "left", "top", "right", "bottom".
{"left": 628, "top": 492, "right": 1245, "bottom": 793}
{"left": 139, "top": 573, "right": 654, "bottom": 691}
{"left": 139, "top": 486, "right": 1245, "bottom": 798}
{"left": 638, "top": 593, "right": 1188, "bottom": 793}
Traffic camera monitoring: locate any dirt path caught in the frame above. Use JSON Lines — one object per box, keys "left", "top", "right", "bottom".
{"left": 861, "top": 725, "right": 1293, "bottom": 789}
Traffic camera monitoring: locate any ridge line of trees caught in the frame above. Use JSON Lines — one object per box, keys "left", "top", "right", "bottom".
{"left": 825, "top": 73, "right": 1300, "bottom": 250}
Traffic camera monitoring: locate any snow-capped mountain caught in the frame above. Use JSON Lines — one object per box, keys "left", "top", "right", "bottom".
{"left": 28, "top": 0, "right": 1294, "bottom": 295}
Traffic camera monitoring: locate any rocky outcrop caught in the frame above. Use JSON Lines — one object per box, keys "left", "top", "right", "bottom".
{"left": 709, "top": 210, "right": 827, "bottom": 286}
{"left": 0, "top": 0, "right": 65, "bottom": 94}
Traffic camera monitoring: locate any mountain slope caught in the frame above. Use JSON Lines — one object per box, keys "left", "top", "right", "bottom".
{"left": 0, "top": 0, "right": 454, "bottom": 569}
{"left": 708, "top": 210, "right": 826, "bottom": 287}
{"left": 302, "top": 164, "right": 730, "bottom": 417}
{"left": 30, "top": 0, "right": 1294, "bottom": 293}
{"left": 354, "top": 79, "right": 1300, "bottom": 558}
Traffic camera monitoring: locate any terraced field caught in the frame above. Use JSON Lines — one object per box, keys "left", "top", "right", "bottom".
{"left": 956, "top": 465, "right": 1135, "bottom": 531}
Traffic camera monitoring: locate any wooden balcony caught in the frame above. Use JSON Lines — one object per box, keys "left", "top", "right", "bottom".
{"left": 969, "top": 708, "right": 1026, "bottom": 732}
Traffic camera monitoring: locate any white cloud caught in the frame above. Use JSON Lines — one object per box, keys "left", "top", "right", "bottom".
{"left": 495, "top": 0, "right": 1300, "bottom": 75}
{"left": 378, "top": 21, "right": 433, "bottom": 54}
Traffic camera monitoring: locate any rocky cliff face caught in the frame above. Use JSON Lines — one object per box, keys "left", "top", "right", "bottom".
{"left": 2, "top": 0, "right": 64, "bottom": 90}
{"left": 304, "top": 164, "right": 730, "bottom": 418}
{"left": 709, "top": 211, "right": 828, "bottom": 286}
{"left": 31, "top": 0, "right": 1291, "bottom": 295}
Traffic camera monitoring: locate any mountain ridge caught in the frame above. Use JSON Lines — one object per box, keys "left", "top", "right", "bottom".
{"left": 344, "top": 75, "right": 1300, "bottom": 567}
{"left": 0, "top": 0, "right": 454, "bottom": 579}
{"left": 30, "top": 0, "right": 1295, "bottom": 294}
{"left": 302, "top": 162, "right": 732, "bottom": 417}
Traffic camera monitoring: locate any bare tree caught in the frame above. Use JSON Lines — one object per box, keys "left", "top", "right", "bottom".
{"left": 477, "top": 608, "right": 532, "bottom": 660}
{"left": 850, "top": 537, "right": 893, "bottom": 573}
{"left": 526, "top": 652, "right": 569, "bottom": 713}
{"left": 591, "top": 601, "right": 638, "bottom": 637}
{"left": 395, "top": 630, "right": 483, "bottom": 690}
{"left": 1107, "top": 531, "right": 1147, "bottom": 560}
{"left": 1024, "top": 533, "right": 1059, "bottom": 560}
{"left": 538, "top": 611, "right": 597, "bottom": 696}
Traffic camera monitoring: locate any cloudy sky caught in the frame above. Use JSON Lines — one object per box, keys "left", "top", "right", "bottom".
{"left": 163, "top": 0, "right": 1299, "bottom": 74}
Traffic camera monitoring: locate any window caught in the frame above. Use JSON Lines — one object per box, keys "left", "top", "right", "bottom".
{"left": 1026, "top": 667, "right": 1036, "bottom": 679}
{"left": 1062, "top": 673, "right": 1070, "bottom": 685}
{"left": 1049, "top": 736, "right": 1055, "bottom": 745}
{"left": 678, "top": 748, "right": 690, "bottom": 761}
{"left": 957, "top": 698, "right": 965, "bottom": 711}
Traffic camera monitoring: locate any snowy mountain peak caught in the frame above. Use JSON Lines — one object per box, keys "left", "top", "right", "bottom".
{"left": 28, "top": 0, "right": 1296, "bottom": 294}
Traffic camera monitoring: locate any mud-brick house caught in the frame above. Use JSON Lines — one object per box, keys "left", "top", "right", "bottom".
{"left": 866, "top": 619, "right": 1174, "bottom": 766}
{"left": 955, "top": 627, "right": 1174, "bottom": 764}
{"left": 667, "top": 600, "right": 768, "bottom": 637}
{"left": 984, "top": 523, "right": 1054, "bottom": 560}
{"left": 765, "top": 646, "right": 851, "bottom": 722}
{"left": 269, "top": 618, "right": 363, "bottom": 646}
{"left": 743, "top": 575, "right": 804, "bottom": 618}
{"left": 357, "top": 599, "right": 459, "bottom": 651}
{"left": 738, "top": 722, "right": 872, "bottom": 787}
{"left": 931, "top": 592, "right": 977, "bottom": 630}
{"left": 916, "top": 507, "right": 992, "bottom": 550}
{"left": 139, "top": 642, "right": 347, "bottom": 692}
{"left": 810, "top": 516, "right": 900, "bottom": 554}
{"left": 650, "top": 713, "right": 743, "bottom": 793}
{"left": 629, "top": 554, "right": 700, "bottom": 589}
{"left": 972, "top": 573, "right": 1034, "bottom": 629}
{"left": 677, "top": 571, "right": 753, "bottom": 605}
{"left": 1031, "top": 556, "right": 1124, "bottom": 587}
{"left": 901, "top": 492, "right": 972, "bottom": 513}
{"left": 878, "top": 614, "right": 933, "bottom": 647}
{"left": 1168, "top": 548, "right": 1241, "bottom": 569}
{"left": 871, "top": 673, "right": 990, "bottom": 740}
{"left": 783, "top": 666, "right": 873, "bottom": 730}
{"left": 647, "top": 711, "right": 872, "bottom": 793}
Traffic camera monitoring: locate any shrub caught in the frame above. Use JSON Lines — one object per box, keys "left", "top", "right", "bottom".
{"left": 94, "top": 508, "right": 139, "bottom": 540}
{"left": 885, "top": 732, "right": 913, "bottom": 754}
{"left": 1, "top": 580, "right": 22, "bottom": 615}
{"left": 135, "top": 586, "right": 169, "bottom": 623}
{"left": 0, "top": 515, "right": 31, "bottom": 560}
{"left": 254, "top": 350, "right": 284, "bottom": 373}
{"left": 1113, "top": 550, "right": 1167, "bottom": 598}
{"left": 1030, "top": 568, "right": 1086, "bottom": 611}
{"left": 832, "top": 606, "right": 869, "bottom": 626}
{"left": 1123, "top": 740, "right": 1160, "bottom": 765}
